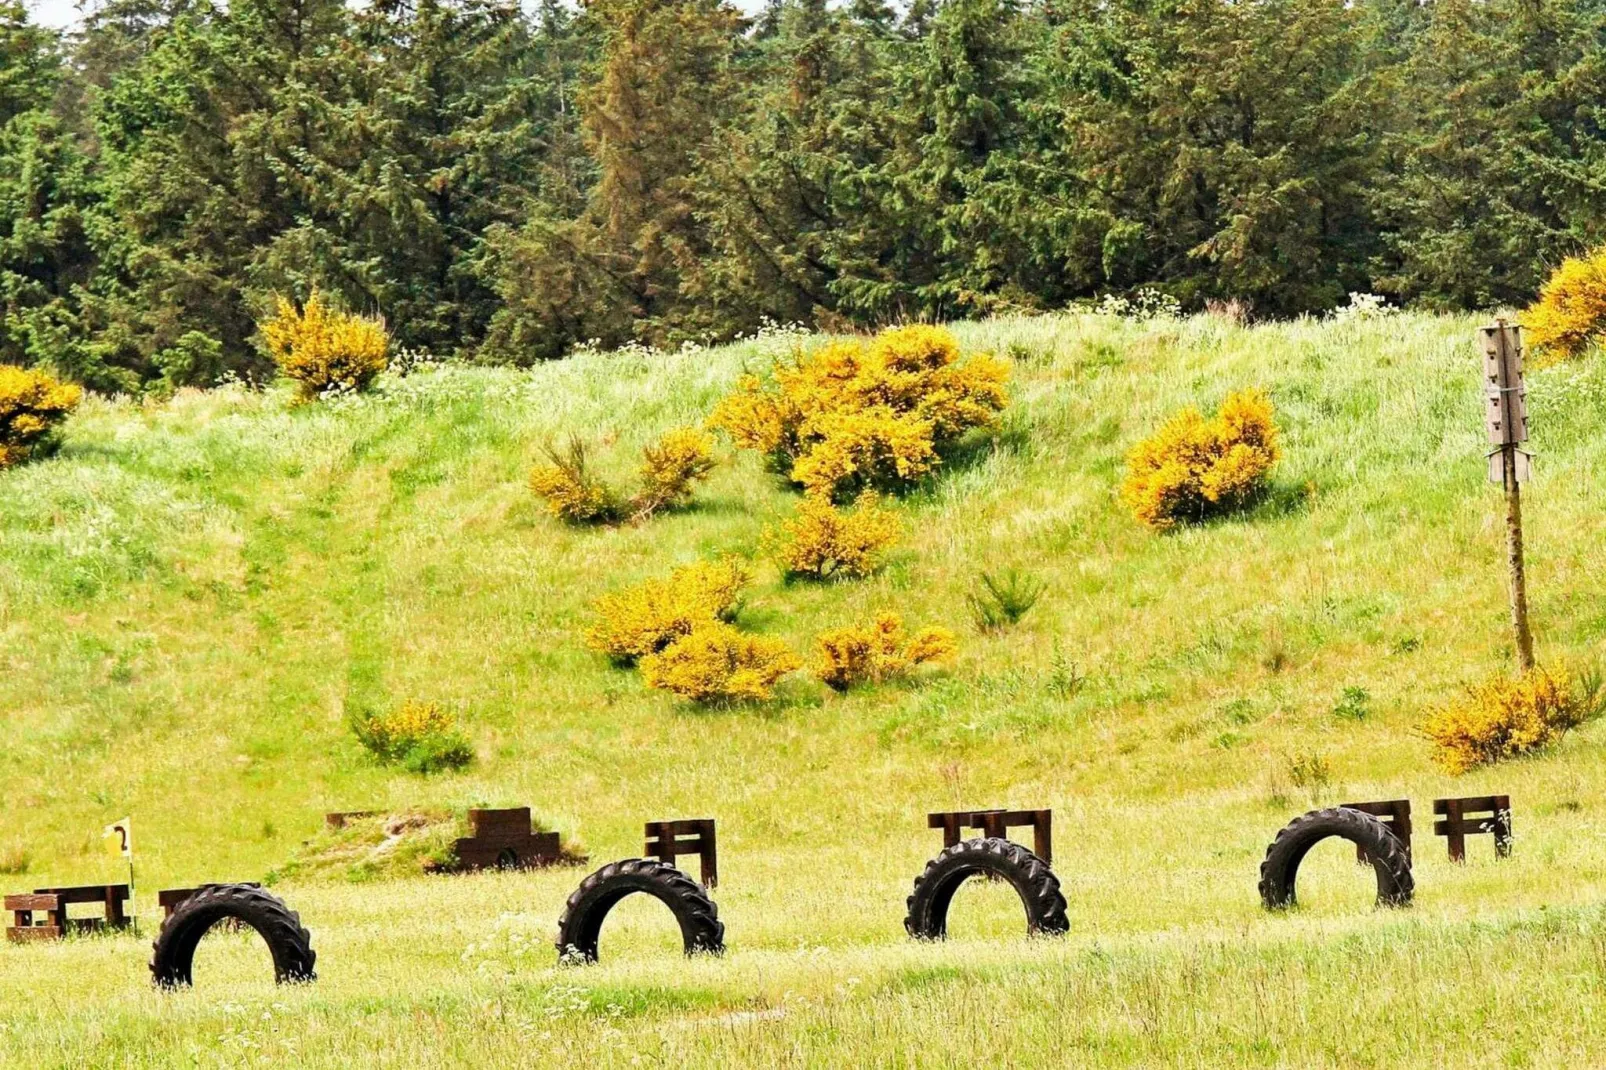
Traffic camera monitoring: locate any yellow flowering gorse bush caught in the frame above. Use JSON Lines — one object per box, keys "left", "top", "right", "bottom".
{"left": 261, "top": 290, "right": 389, "bottom": 401}
{"left": 770, "top": 493, "right": 899, "bottom": 580}
{"left": 530, "top": 427, "right": 715, "bottom": 524}
{"left": 585, "top": 559, "right": 749, "bottom": 664}
{"left": 1521, "top": 247, "right": 1606, "bottom": 363}
{"left": 813, "top": 613, "right": 957, "bottom": 692}
{"left": 709, "top": 324, "right": 1009, "bottom": 499}
{"left": 1120, "top": 388, "right": 1281, "bottom": 529}
{"left": 1422, "top": 666, "right": 1601, "bottom": 774}
{"left": 0, "top": 364, "right": 81, "bottom": 468}
{"left": 529, "top": 439, "right": 620, "bottom": 523}
{"left": 634, "top": 427, "right": 716, "bottom": 517}
{"left": 640, "top": 621, "right": 802, "bottom": 704}
{"left": 349, "top": 701, "right": 473, "bottom": 773}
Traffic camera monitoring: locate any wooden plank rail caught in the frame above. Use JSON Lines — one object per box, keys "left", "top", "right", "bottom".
{"left": 1434, "top": 795, "right": 1512, "bottom": 862}
{"left": 927, "top": 809, "right": 1053, "bottom": 865}
{"left": 645, "top": 819, "right": 717, "bottom": 889}
{"left": 1340, "top": 799, "right": 1413, "bottom": 863}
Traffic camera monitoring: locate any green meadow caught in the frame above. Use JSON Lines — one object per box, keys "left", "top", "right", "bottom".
{"left": 3, "top": 310, "right": 1606, "bottom": 1066}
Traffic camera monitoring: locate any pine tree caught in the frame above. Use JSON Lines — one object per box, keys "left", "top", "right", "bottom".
{"left": 0, "top": 3, "right": 101, "bottom": 383}
{"left": 1371, "top": 0, "right": 1606, "bottom": 308}
{"left": 319, "top": 0, "right": 583, "bottom": 357}
{"left": 1052, "top": 0, "right": 1384, "bottom": 314}
{"left": 691, "top": 0, "right": 895, "bottom": 328}
{"left": 485, "top": 0, "right": 748, "bottom": 356}
{"left": 85, "top": 0, "right": 358, "bottom": 386}
{"left": 894, "top": 0, "right": 1054, "bottom": 316}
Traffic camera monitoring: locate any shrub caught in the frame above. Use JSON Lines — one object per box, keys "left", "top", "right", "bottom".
{"left": 1285, "top": 750, "right": 1332, "bottom": 804}
{"left": 813, "top": 613, "right": 957, "bottom": 691}
{"left": 261, "top": 290, "right": 389, "bottom": 400}
{"left": 1332, "top": 685, "right": 1371, "bottom": 721}
{"left": 530, "top": 427, "right": 715, "bottom": 525}
{"left": 529, "top": 438, "right": 622, "bottom": 523}
{"left": 1331, "top": 292, "right": 1396, "bottom": 322}
{"left": 967, "top": 568, "right": 1046, "bottom": 631}
{"left": 1121, "top": 388, "right": 1281, "bottom": 529}
{"left": 1521, "top": 247, "right": 1606, "bottom": 362}
{"left": 350, "top": 701, "right": 473, "bottom": 774}
{"left": 632, "top": 427, "right": 716, "bottom": 519}
{"left": 1423, "top": 666, "right": 1603, "bottom": 774}
{"left": 585, "top": 559, "right": 749, "bottom": 664}
{"left": 1096, "top": 288, "right": 1182, "bottom": 320}
{"left": 771, "top": 493, "right": 899, "bottom": 580}
{"left": 0, "top": 843, "right": 30, "bottom": 875}
{"left": 1047, "top": 645, "right": 1087, "bottom": 698}
{"left": 640, "top": 621, "right": 801, "bottom": 703}
{"left": 708, "top": 324, "right": 1009, "bottom": 499}
{"left": 0, "top": 364, "right": 81, "bottom": 469}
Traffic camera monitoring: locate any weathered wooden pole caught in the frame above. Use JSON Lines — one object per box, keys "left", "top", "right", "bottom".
{"left": 1501, "top": 447, "right": 1534, "bottom": 671}
{"left": 1480, "top": 320, "right": 1534, "bottom": 673}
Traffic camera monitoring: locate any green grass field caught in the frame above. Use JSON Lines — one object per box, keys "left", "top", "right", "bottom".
{"left": 3, "top": 310, "right": 1606, "bottom": 1066}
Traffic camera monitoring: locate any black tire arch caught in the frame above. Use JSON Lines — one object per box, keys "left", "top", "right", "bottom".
{"left": 150, "top": 884, "right": 316, "bottom": 987}
{"left": 556, "top": 858, "right": 724, "bottom": 964}
{"left": 904, "top": 837, "right": 1070, "bottom": 940}
{"left": 1259, "top": 806, "right": 1414, "bottom": 910}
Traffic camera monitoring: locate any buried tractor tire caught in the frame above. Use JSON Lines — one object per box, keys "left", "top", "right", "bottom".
{"left": 904, "top": 837, "right": 1069, "bottom": 940}
{"left": 150, "top": 884, "right": 316, "bottom": 987}
{"left": 1259, "top": 806, "right": 1414, "bottom": 910}
{"left": 555, "top": 858, "right": 724, "bottom": 964}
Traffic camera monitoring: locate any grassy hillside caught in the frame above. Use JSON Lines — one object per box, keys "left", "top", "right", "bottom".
{"left": 3, "top": 310, "right": 1606, "bottom": 1066}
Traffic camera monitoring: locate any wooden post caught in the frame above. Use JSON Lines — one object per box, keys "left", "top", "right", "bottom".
{"left": 1442, "top": 797, "right": 1466, "bottom": 863}
{"left": 1341, "top": 799, "right": 1412, "bottom": 864}
{"left": 1482, "top": 320, "right": 1534, "bottom": 673}
{"left": 1033, "top": 811, "right": 1053, "bottom": 866}
{"left": 1502, "top": 447, "right": 1534, "bottom": 672}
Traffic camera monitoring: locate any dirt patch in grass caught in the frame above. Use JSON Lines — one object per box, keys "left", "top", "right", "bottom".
{"left": 266, "top": 810, "right": 585, "bottom": 885}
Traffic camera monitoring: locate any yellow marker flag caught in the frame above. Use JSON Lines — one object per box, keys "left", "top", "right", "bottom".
{"left": 103, "top": 818, "right": 133, "bottom": 859}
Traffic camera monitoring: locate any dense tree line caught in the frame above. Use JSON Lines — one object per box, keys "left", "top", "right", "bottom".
{"left": 2, "top": 0, "right": 1603, "bottom": 389}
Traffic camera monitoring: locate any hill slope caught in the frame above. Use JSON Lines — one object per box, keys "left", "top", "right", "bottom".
{"left": 2, "top": 311, "right": 1606, "bottom": 1066}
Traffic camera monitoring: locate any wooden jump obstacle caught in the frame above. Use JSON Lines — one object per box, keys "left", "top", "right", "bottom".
{"left": 159, "top": 883, "right": 261, "bottom": 918}
{"left": 324, "top": 811, "right": 378, "bottom": 830}
{"left": 1434, "top": 795, "right": 1512, "bottom": 862}
{"left": 452, "top": 808, "right": 561, "bottom": 871}
{"left": 6, "top": 884, "right": 130, "bottom": 943}
{"left": 928, "top": 809, "right": 1053, "bottom": 866}
{"left": 645, "top": 819, "right": 717, "bottom": 889}
{"left": 1341, "top": 799, "right": 1412, "bottom": 863}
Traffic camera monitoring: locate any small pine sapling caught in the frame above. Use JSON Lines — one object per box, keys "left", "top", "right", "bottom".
{"left": 967, "top": 568, "right": 1046, "bottom": 631}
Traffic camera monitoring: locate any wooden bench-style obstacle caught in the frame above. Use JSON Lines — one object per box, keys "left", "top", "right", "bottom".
{"left": 1341, "top": 799, "right": 1412, "bottom": 863}
{"left": 645, "top": 819, "right": 717, "bottom": 888}
{"left": 906, "top": 808, "right": 1067, "bottom": 938}
{"left": 928, "top": 809, "right": 1052, "bottom": 865}
{"left": 1434, "top": 795, "right": 1511, "bottom": 861}
{"left": 552, "top": 819, "right": 723, "bottom": 963}
{"left": 323, "top": 811, "right": 377, "bottom": 830}
{"left": 159, "top": 883, "right": 261, "bottom": 919}
{"left": 453, "top": 807, "right": 562, "bottom": 871}
{"left": 6, "top": 884, "right": 130, "bottom": 943}
{"left": 1341, "top": 796, "right": 1513, "bottom": 863}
